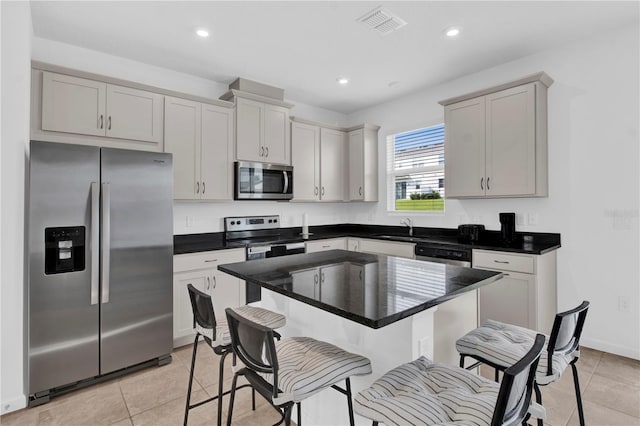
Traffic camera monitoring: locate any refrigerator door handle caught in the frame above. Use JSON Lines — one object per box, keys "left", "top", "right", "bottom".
{"left": 101, "top": 182, "right": 111, "bottom": 304}
{"left": 90, "top": 182, "right": 100, "bottom": 305}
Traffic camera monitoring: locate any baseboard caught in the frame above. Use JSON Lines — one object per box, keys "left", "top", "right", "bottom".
{"left": 581, "top": 337, "right": 640, "bottom": 360}
{"left": 1, "top": 394, "right": 27, "bottom": 415}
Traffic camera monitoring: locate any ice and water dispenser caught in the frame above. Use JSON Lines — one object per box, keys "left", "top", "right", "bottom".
{"left": 44, "top": 226, "right": 86, "bottom": 274}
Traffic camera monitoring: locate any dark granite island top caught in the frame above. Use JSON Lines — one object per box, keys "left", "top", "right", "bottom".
{"left": 219, "top": 249, "right": 502, "bottom": 329}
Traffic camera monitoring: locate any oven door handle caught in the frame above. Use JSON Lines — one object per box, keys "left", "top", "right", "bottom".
{"left": 283, "top": 171, "right": 289, "bottom": 194}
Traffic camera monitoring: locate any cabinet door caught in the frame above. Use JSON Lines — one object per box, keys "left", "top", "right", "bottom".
{"left": 291, "top": 268, "right": 319, "bottom": 299}
{"left": 348, "top": 130, "right": 364, "bottom": 201}
{"left": 164, "top": 96, "right": 201, "bottom": 199}
{"left": 211, "top": 271, "right": 244, "bottom": 323}
{"left": 485, "top": 83, "right": 536, "bottom": 196}
{"left": 319, "top": 264, "right": 347, "bottom": 306}
{"left": 477, "top": 269, "right": 535, "bottom": 329}
{"left": 319, "top": 128, "right": 346, "bottom": 201}
{"left": 41, "top": 72, "right": 106, "bottom": 136}
{"left": 105, "top": 84, "right": 164, "bottom": 145}
{"left": 201, "top": 104, "right": 233, "bottom": 200}
{"left": 263, "top": 104, "right": 290, "bottom": 165}
{"left": 236, "top": 97, "right": 263, "bottom": 162}
{"left": 291, "top": 122, "right": 320, "bottom": 201}
{"left": 347, "top": 238, "right": 360, "bottom": 252}
{"left": 444, "top": 97, "right": 486, "bottom": 197}
{"left": 173, "top": 270, "right": 209, "bottom": 345}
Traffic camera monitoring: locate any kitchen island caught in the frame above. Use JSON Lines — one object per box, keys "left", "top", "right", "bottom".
{"left": 219, "top": 250, "right": 502, "bottom": 425}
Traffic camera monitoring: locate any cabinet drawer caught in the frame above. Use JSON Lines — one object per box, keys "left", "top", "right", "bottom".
{"left": 305, "top": 238, "right": 346, "bottom": 253}
{"left": 473, "top": 250, "right": 534, "bottom": 274}
{"left": 174, "top": 248, "right": 245, "bottom": 273}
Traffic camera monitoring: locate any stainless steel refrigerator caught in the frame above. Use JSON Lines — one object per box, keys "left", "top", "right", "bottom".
{"left": 28, "top": 141, "right": 173, "bottom": 404}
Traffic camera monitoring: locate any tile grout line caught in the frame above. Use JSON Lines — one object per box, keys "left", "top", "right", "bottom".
{"left": 117, "top": 381, "right": 134, "bottom": 426}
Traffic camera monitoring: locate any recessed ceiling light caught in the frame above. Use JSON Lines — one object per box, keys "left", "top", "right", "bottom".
{"left": 196, "top": 29, "right": 210, "bottom": 38}
{"left": 444, "top": 27, "right": 461, "bottom": 37}
{"left": 337, "top": 77, "right": 350, "bottom": 85}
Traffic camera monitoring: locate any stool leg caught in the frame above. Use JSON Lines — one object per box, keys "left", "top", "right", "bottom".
{"left": 284, "top": 404, "right": 293, "bottom": 426}
{"left": 226, "top": 373, "right": 239, "bottom": 426}
{"left": 184, "top": 335, "right": 199, "bottom": 426}
{"left": 571, "top": 363, "right": 586, "bottom": 426}
{"left": 252, "top": 388, "right": 256, "bottom": 411}
{"left": 296, "top": 402, "right": 301, "bottom": 426}
{"left": 495, "top": 367, "right": 500, "bottom": 382}
{"left": 217, "top": 350, "right": 230, "bottom": 426}
{"left": 534, "top": 382, "right": 543, "bottom": 426}
{"left": 345, "top": 378, "right": 355, "bottom": 426}
{"left": 372, "top": 422, "right": 379, "bottom": 426}
{"left": 459, "top": 354, "right": 465, "bottom": 368}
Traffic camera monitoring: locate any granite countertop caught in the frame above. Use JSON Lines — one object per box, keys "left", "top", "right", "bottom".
{"left": 174, "top": 224, "right": 561, "bottom": 255}
{"left": 218, "top": 249, "right": 503, "bottom": 329}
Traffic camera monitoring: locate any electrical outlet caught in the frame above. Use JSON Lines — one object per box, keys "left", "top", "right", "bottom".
{"left": 527, "top": 213, "right": 539, "bottom": 226}
{"left": 618, "top": 296, "right": 630, "bottom": 313}
{"left": 185, "top": 216, "right": 193, "bottom": 228}
{"left": 516, "top": 214, "right": 525, "bottom": 226}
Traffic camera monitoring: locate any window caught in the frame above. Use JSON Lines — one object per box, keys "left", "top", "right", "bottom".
{"left": 387, "top": 123, "right": 445, "bottom": 212}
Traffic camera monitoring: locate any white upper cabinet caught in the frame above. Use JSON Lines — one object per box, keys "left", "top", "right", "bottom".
{"left": 42, "top": 72, "right": 106, "bottom": 137}
{"left": 105, "top": 84, "right": 164, "bottom": 144}
{"left": 441, "top": 72, "right": 552, "bottom": 198}
{"left": 164, "top": 96, "right": 233, "bottom": 201}
{"left": 41, "top": 71, "right": 164, "bottom": 147}
{"left": 347, "top": 125, "right": 379, "bottom": 202}
{"left": 319, "top": 128, "right": 346, "bottom": 201}
{"left": 291, "top": 121, "right": 320, "bottom": 201}
{"left": 230, "top": 92, "right": 292, "bottom": 165}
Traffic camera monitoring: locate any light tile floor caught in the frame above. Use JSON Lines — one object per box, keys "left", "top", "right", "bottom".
{"left": 2, "top": 346, "right": 639, "bottom": 425}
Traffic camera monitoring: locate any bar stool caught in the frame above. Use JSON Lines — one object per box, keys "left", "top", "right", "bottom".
{"left": 184, "top": 284, "right": 286, "bottom": 426}
{"left": 456, "top": 301, "right": 590, "bottom": 426}
{"left": 225, "top": 307, "right": 372, "bottom": 426}
{"left": 354, "top": 334, "right": 546, "bottom": 426}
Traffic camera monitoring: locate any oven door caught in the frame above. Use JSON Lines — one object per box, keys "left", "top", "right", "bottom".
{"left": 235, "top": 161, "right": 293, "bottom": 200}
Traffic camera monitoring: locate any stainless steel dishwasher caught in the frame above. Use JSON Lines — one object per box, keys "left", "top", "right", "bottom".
{"left": 414, "top": 243, "right": 471, "bottom": 267}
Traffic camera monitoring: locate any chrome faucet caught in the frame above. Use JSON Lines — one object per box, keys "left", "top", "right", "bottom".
{"left": 400, "top": 217, "right": 413, "bottom": 237}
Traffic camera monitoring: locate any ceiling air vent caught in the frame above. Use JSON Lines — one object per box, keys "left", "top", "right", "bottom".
{"left": 357, "top": 6, "right": 407, "bottom": 35}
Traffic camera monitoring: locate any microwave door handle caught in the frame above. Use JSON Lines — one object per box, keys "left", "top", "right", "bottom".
{"left": 283, "top": 170, "right": 289, "bottom": 194}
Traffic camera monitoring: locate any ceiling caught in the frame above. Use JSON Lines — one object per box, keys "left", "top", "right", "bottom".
{"left": 30, "top": 1, "right": 638, "bottom": 114}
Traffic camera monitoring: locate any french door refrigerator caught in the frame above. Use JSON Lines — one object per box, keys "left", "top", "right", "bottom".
{"left": 28, "top": 141, "right": 173, "bottom": 405}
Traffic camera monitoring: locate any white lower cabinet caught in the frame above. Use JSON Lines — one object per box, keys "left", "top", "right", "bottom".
{"left": 305, "top": 238, "right": 347, "bottom": 253}
{"left": 173, "top": 249, "right": 246, "bottom": 347}
{"left": 473, "top": 249, "right": 557, "bottom": 333}
{"left": 349, "top": 238, "right": 415, "bottom": 259}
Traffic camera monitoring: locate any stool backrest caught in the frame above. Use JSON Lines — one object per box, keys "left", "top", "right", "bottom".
{"left": 546, "top": 301, "right": 590, "bottom": 375}
{"left": 187, "top": 284, "right": 217, "bottom": 343}
{"left": 491, "top": 333, "right": 545, "bottom": 426}
{"left": 226, "top": 307, "right": 280, "bottom": 399}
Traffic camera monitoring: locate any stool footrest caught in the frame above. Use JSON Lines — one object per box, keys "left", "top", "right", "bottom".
{"left": 186, "top": 383, "right": 253, "bottom": 410}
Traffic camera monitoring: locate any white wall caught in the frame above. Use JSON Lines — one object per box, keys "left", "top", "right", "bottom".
{"left": 347, "top": 25, "right": 640, "bottom": 359}
{"left": 1, "top": 0, "right": 32, "bottom": 414}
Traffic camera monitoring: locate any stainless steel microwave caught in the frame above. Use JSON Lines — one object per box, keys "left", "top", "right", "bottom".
{"left": 234, "top": 161, "right": 293, "bottom": 200}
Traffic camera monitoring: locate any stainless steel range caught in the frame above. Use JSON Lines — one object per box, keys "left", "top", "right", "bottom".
{"left": 224, "top": 215, "right": 305, "bottom": 302}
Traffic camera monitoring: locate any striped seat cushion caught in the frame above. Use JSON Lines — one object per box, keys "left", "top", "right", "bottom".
{"left": 195, "top": 305, "right": 286, "bottom": 348}
{"left": 354, "top": 357, "right": 499, "bottom": 426}
{"left": 262, "top": 337, "right": 372, "bottom": 404}
{"left": 456, "top": 320, "right": 575, "bottom": 385}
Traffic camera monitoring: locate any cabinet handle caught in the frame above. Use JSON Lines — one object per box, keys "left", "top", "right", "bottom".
{"left": 107, "top": 116, "right": 112, "bottom": 130}
{"left": 206, "top": 276, "right": 211, "bottom": 290}
{"left": 196, "top": 182, "right": 200, "bottom": 194}
{"left": 99, "top": 115, "right": 104, "bottom": 129}
{"left": 359, "top": 186, "right": 363, "bottom": 196}
{"left": 260, "top": 147, "right": 264, "bottom": 157}
{"left": 204, "top": 259, "right": 218, "bottom": 263}
{"left": 202, "top": 182, "right": 205, "bottom": 194}
{"left": 494, "top": 260, "right": 510, "bottom": 264}
{"left": 503, "top": 273, "right": 510, "bottom": 276}
{"left": 359, "top": 270, "right": 362, "bottom": 280}
{"left": 314, "top": 187, "right": 318, "bottom": 196}
{"left": 487, "top": 177, "right": 490, "bottom": 190}
{"left": 213, "top": 275, "right": 217, "bottom": 289}
{"left": 265, "top": 147, "right": 269, "bottom": 157}
{"left": 480, "top": 177, "right": 484, "bottom": 190}
{"left": 321, "top": 187, "right": 325, "bottom": 196}
{"left": 321, "top": 272, "right": 325, "bottom": 283}
{"left": 322, "top": 245, "right": 331, "bottom": 248}
{"left": 314, "top": 274, "right": 319, "bottom": 284}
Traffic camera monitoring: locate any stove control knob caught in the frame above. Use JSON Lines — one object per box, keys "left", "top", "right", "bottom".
{"left": 273, "top": 219, "right": 278, "bottom": 223}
